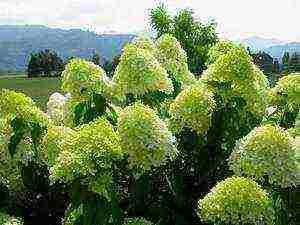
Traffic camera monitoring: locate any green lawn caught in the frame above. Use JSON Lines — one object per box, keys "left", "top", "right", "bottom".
{"left": 0, "top": 76, "right": 61, "bottom": 110}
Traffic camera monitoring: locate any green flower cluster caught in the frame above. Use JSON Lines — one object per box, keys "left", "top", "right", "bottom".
{"left": 197, "top": 176, "right": 274, "bottom": 225}
{"left": 202, "top": 45, "right": 269, "bottom": 115}
{"left": 0, "top": 90, "right": 49, "bottom": 192}
{"left": 0, "top": 212, "right": 23, "bottom": 225}
{"left": 206, "top": 39, "right": 240, "bottom": 65}
{"left": 155, "top": 34, "right": 195, "bottom": 86}
{"left": 0, "top": 89, "right": 51, "bottom": 125}
{"left": 113, "top": 44, "right": 173, "bottom": 96}
{"left": 229, "top": 125, "right": 299, "bottom": 188}
{"left": 123, "top": 217, "right": 154, "bottom": 225}
{"left": 169, "top": 82, "right": 216, "bottom": 135}
{"left": 269, "top": 74, "right": 300, "bottom": 112}
{"left": 132, "top": 36, "right": 156, "bottom": 52}
{"left": 49, "top": 117, "right": 122, "bottom": 196}
{"left": 38, "top": 125, "right": 75, "bottom": 167}
{"left": 61, "top": 58, "right": 112, "bottom": 100}
{"left": 118, "top": 103, "right": 177, "bottom": 172}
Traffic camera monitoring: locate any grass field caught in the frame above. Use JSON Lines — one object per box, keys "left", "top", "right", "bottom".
{"left": 0, "top": 75, "right": 61, "bottom": 110}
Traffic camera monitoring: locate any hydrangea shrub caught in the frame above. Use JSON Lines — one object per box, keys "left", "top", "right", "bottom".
{"left": 229, "top": 125, "right": 299, "bottom": 188}
{"left": 118, "top": 103, "right": 177, "bottom": 172}
{"left": 169, "top": 81, "right": 216, "bottom": 135}
{"left": 197, "top": 176, "right": 274, "bottom": 225}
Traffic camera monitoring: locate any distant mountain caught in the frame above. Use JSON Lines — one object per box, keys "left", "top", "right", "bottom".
{"left": 264, "top": 42, "right": 300, "bottom": 60}
{"left": 0, "top": 25, "right": 135, "bottom": 72}
{"left": 238, "top": 36, "right": 284, "bottom": 51}
{"left": 237, "top": 36, "right": 300, "bottom": 60}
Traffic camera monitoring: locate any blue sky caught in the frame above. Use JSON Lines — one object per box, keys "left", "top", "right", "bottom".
{"left": 1, "top": 0, "right": 299, "bottom": 42}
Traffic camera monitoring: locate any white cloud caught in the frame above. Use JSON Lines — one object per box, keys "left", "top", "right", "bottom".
{"left": 0, "top": 0, "right": 299, "bottom": 41}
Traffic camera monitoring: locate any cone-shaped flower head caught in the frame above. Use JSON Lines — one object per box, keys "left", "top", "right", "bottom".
{"left": 61, "top": 58, "right": 111, "bottom": 100}
{"left": 113, "top": 44, "right": 173, "bottom": 96}
{"left": 202, "top": 46, "right": 269, "bottom": 115}
{"left": 206, "top": 40, "right": 240, "bottom": 65}
{"left": 269, "top": 74, "right": 300, "bottom": 111}
{"left": 123, "top": 217, "right": 154, "bottom": 225}
{"left": 197, "top": 176, "right": 274, "bottom": 225}
{"left": 169, "top": 82, "right": 216, "bottom": 135}
{"left": 155, "top": 34, "right": 195, "bottom": 86}
{"left": 229, "top": 125, "right": 299, "bottom": 187}
{"left": 50, "top": 117, "right": 122, "bottom": 195}
{"left": 118, "top": 103, "right": 177, "bottom": 172}
{"left": 0, "top": 212, "right": 23, "bottom": 225}
{"left": 0, "top": 89, "right": 51, "bottom": 125}
{"left": 132, "top": 36, "right": 156, "bottom": 52}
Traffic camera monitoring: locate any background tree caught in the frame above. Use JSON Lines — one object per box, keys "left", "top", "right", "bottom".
{"left": 90, "top": 52, "right": 102, "bottom": 66}
{"left": 27, "top": 49, "right": 64, "bottom": 78}
{"left": 103, "top": 54, "right": 121, "bottom": 77}
{"left": 251, "top": 51, "right": 274, "bottom": 83}
{"left": 289, "top": 52, "right": 300, "bottom": 73}
{"left": 150, "top": 4, "right": 218, "bottom": 75}
{"left": 282, "top": 52, "right": 290, "bottom": 74}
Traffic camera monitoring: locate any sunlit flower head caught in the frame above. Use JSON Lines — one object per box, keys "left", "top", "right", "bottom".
{"left": 197, "top": 176, "right": 274, "bottom": 225}
{"left": 118, "top": 103, "right": 178, "bottom": 172}
{"left": 113, "top": 44, "right": 173, "bottom": 96}
{"left": 169, "top": 82, "right": 216, "bottom": 135}
{"left": 229, "top": 125, "right": 299, "bottom": 188}
{"left": 155, "top": 34, "right": 195, "bottom": 86}
{"left": 61, "top": 58, "right": 111, "bottom": 100}
{"left": 268, "top": 74, "right": 300, "bottom": 112}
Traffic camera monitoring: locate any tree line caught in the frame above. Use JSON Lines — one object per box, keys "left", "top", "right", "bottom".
{"left": 26, "top": 49, "right": 120, "bottom": 78}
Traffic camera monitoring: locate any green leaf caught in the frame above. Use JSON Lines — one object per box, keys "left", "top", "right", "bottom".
{"left": 8, "top": 116, "right": 27, "bottom": 157}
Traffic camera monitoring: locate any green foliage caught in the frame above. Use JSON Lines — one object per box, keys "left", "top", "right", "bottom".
{"left": 118, "top": 103, "right": 177, "bottom": 172}
{"left": 197, "top": 176, "right": 274, "bottom": 225}
{"left": 229, "top": 125, "right": 299, "bottom": 188}
{"left": 169, "top": 81, "right": 216, "bottom": 135}
{"left": 149, "top": 4, "right": 172, "bottom": 37}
